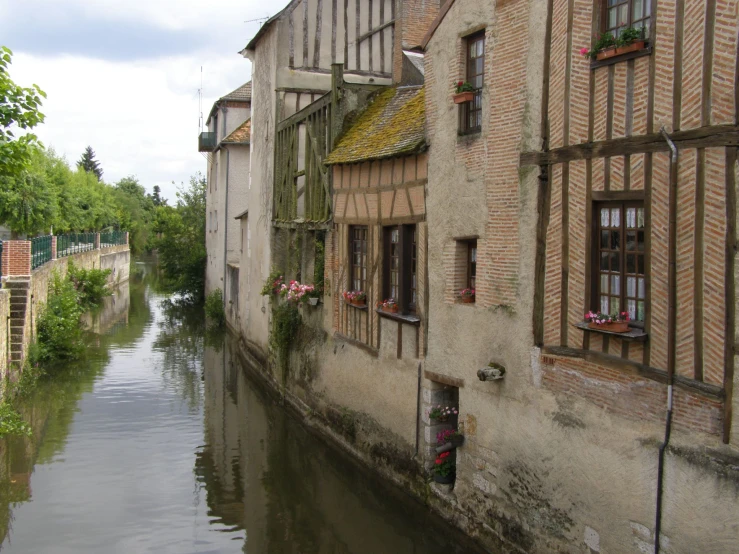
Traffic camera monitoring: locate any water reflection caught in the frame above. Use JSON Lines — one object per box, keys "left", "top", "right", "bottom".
{"left": 198, "top": 337, "right": 486, "bottom": 554}
{"left": 0, "top": 263, "right": 485, "bottom": 553}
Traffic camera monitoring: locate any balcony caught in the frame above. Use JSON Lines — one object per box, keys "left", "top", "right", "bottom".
{"left": 198, "top": 132, "right": 216, "bottom": 152}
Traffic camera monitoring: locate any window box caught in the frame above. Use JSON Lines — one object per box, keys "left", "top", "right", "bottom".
{"left": 346, "top": 299, "right": 367, "bottom": 310}
{"left": 616, "top": 40, "right": 645, "bottom": 55}
{"left": 460, "top": 295, "right": 475, "bottom": 304}
{"left": 574, "top": 321, "right": 647, "bottom": 341}
{"left": 453, "top": 91, "right": 475, "bottom": 104}
{"left": 376, "top": 308, "right": 421, "bottom": 326}
{"left": 587, "top": 321, "right": 630, "bottom": 333}
{"left": 380, "top": 304, "right": 399, "bottom": 313}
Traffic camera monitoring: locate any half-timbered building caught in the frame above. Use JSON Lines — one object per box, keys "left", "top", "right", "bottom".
{"left": 419, "top": 0, "right": 739, "bottom": 550}
{"left": 204, "top": 0, "right": 739, "bottom": 551}
{"left": 234, "top": 0, "right": 440, "bottom": 360}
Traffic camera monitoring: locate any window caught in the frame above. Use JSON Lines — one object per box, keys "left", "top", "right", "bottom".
{"left": 461, "top": 32, "right": 485, "bottom": 134}
{"left": 350, "top": 226, "right": 368, "bottom": 292}
{"left": 594, "top": 203, "right": 645, "bottom": 321}
{"left": 383, "top": 225, "right": 418, "bottom": 313}
{"left": 467, "top": 240, "right": 477, "bottom": 290}
{"left": 603, "top": 0, "right": 650, "bottom": 39}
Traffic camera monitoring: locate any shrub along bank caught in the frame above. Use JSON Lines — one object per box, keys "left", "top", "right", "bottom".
{"left": 0, "top": 265, "right": 112, "bottom": 437}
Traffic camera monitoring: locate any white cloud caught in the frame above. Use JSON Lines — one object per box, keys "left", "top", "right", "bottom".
{"left": 0, "top": 0, "right": 287, "bottom": 203}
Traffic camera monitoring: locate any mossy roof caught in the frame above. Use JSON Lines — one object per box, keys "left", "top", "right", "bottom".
{"left": 223, "top": 119, "right": 251, "bottom": 144}
{"left": 325, "top": 86, "right": 426, "bottom": 166}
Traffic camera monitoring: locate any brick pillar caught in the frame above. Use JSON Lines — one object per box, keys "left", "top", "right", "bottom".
{"left": 95, "top": 233, "right": 101, "bottom": 249}
{"left": 2, "top": 241, "right": 31, "bottom": 277}
{"left": 51, "top": 236, "right": 58, "bottom": 260}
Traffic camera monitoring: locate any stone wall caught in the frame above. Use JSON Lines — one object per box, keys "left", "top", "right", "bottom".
{"left": 0, "top": 289, "right": 8, "bottom": 381}
{"left": 0, "top": 242, "right": 130, "bottom": 375}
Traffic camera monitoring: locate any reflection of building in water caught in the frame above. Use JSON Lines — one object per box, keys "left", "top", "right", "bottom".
{"left": 197, "top": 337, "right": 482, "bottom": 554}
{"left": 81, "top": 281, "right": 130, "bottom": 335}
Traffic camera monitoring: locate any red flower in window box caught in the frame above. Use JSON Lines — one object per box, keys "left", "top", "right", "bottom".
{"left": 342, "top": 290, "right": 366, "bottom": 307}
{"left": 585, "top": 311, "right": 630, "bottom": 333}
{"left": 453, "top": 80, "right": 475, "bottom": 104}
{"left": 377, "top": 298, "right": 398, "bottom": 313}
{"left": 457, "top": 288, "right": 475, "bottom": 303}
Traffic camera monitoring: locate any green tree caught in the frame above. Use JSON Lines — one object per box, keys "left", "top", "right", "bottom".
{"left": 0, "top": 46, "right": 46, "bottom": 179}
{"left": 154, "top": 173, "right": 206, "bottom": 301}
{"left": 0, "top": 172, "right": 56, "bottom": 237}
{"left": 77, "top": 145, "right": 103, "bottom": 181}
{"left": 150, "top": 185, "right": 166, "bottom": 206}
{"left": 112, "top": 176, "right": 154, "bottom": 254}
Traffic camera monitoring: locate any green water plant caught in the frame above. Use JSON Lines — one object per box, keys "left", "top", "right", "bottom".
{"left": 33, "top": 271, "right": 85, "bottom": 364}
{"left": 271, "top": 302, "right": 302, "bottom": 370}
{"left": 204, "top": 289, "right": 225, "bottom": 327}
{"left": 67, "top": 261, "right": 112, "bottom": 308}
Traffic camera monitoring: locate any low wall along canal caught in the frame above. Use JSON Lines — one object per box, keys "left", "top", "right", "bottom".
{"left": 0, "top": 262, "right": 488, "bottom": 553}
{"left": 0, "top": 234, "right": 130, "bottom": 379}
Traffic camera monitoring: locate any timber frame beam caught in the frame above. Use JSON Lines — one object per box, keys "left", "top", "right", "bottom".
{"left": 520, "top": 124, "right": 739, "bottom": 166}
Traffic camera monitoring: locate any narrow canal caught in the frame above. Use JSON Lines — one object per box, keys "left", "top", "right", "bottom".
{"left": 0, "top": 263, "right": 487, "bottom": 554}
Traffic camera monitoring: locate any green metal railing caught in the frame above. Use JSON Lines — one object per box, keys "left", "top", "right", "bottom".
{"left": 99, "top": 230, "right": 126, "bottom": 247}
{"left": 31, "top": 235, "right": 53, "bottom": 269}
{"left": 56, "top": 232, "right": 96, "bottom": 258}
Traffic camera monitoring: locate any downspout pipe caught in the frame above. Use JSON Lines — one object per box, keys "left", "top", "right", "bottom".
{"left": 655, "top": 127, "right": 678, "bottom": 554}
{"left": 223, "top": 147, "right": 230, "bottom": 311}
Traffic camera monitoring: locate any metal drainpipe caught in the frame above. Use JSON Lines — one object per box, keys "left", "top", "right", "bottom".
{"left": 655, "top": 127, "right": 678, "bottom": 554}
{"left": 222, "top": 147, "right": 230, "bottom": 311}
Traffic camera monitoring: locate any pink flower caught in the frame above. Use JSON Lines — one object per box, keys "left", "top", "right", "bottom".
{"left": 580, "top": 47, "right": 589, "bottom": 56}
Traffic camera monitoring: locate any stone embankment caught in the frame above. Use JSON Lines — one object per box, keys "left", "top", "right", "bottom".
{"left": 0, "top": 234, "right": 130, "bottom": 380}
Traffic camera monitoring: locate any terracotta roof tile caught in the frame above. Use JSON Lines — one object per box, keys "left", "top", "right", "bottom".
{"left": 224, "top": 119, "right": 251, "bottom": 144}
{"left": 325, "top": 86, "right": 426, "bottom": 165}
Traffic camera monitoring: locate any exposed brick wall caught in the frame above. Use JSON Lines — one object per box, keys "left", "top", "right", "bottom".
{"left": 401, "top": 0, "right": 441, "bottom": 49}
{"left": 541, "top": 354, "right": 723, "bottom": 436}
{"left": 542, "top": 0, "right": 739, "bottom": 417}
{"left": 329, "top": 153, "right": 428, "bottom": 355}
{"left": 1, "top": 241, "right": 31, "bottom": 277}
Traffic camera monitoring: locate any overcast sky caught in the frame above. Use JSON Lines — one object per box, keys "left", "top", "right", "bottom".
{"left": 0, "top": 0, "right": 281, "bottom": 202}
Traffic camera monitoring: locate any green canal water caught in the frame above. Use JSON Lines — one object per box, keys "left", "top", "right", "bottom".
{"left": 0, "top": 263, "right": 487, "bottom": 554}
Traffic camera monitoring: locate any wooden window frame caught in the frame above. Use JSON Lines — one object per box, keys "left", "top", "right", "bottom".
{"left": 590, "top": 201, "right": 646, "bottom": 326}
{"left": 459, "top": 31, "right": 485, "bottom": 136}
{"left": 383, "top": 225, "right": 417, "bottom": 314}
{"left": 350, "top": 225, "right": 368, "bottom": 293}
{"left": 600, "top": 0, "right": 651, "bottom": 39}
{"left": 467, "top": 240, "right": 477, "bottom": 292}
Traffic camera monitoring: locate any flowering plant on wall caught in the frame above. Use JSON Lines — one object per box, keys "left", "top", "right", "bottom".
{"left": 342, "top": 290, "right": 367, "bottom": 305}
{"left": 279, "top": 280, "right": 315, "bottom": 303}
{"left": 585, "top": 310, "right": 631, "bottom": 333}
{"left": 436, "top": 428, "right": 464, "bottom": 446}
{"left": 454, "top": 80, "right": 475, "bottom": 93}
{"left": 260, "top": 270, "right": 284, "bottom": 296}
{"left": 377, "top": 298, "right": 398, "bottom": 313}
{"left": 428, "top": 405, "right": 458, "bottom": 422}
{"left": 585, "top": 311, "right": 629, "bottom": 324}
{"left": 433, "top": 451, "right": 455, "bottom": 477}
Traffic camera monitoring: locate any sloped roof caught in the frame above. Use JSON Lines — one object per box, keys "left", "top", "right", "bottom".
{"left": 242, "top": 2, "right": 296, "bottom": 53}
{"left": 421, "top": 0, "right": 457, "bottom": 50}
{"left": 222, "top": 82, "right": 252, "bottom": 102}
{"left": 223, "top": 119, "right": 251, "bottom": 144}
{"left": 404, "top": 50, "right": 425, "bottom": 76}
{"left": 325, "top": 86, "right": 426, "bottom": 165}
